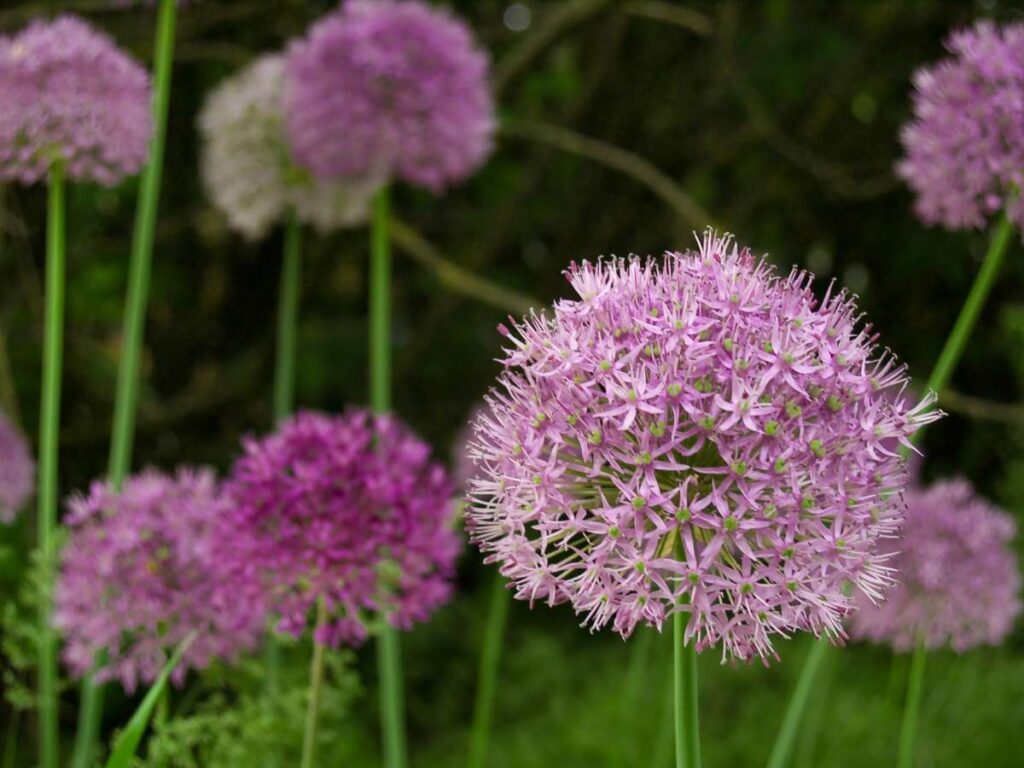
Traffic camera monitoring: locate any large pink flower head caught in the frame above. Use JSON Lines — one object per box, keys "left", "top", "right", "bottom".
{"left": 53, "top": 468, "right": 266, "bottom": 693}
{"left": 850, "top": 479, "right": 1020, "bottom": 652}
{"left": 897, "top": 21, "right": 1024, "bottom": 230}
{"left": 224, "top": 409, "right": 460, "bottom": 647}
{"left": 0, "top": 16, "right": 152, "bottom": 185}
{"left": 466, "top": 231, "right": 940, "bottom": 663}
{"left": 284, "top": 0, "right": 495, "bottom": 192}
{"left": 0, "top": 409, "right": 34, "bottom": 524}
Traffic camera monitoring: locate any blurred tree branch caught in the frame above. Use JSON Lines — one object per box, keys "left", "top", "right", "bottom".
{"left": 940, "top": 389, "right": 1024, "bottom": 425}
{"left": 501, "top": 119, "right": 716, "bottom": 231}
{"left": 620, "top": 1, "right": 712, "bottom": 36}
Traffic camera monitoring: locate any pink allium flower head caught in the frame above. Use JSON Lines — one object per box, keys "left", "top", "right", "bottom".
{"left": 0, "top": 16, "right": 152, "bottom": 186}
{"left": 284, "top": 0, "right": 495, "bottom": 192}
{"left": 466, "top": 231, "right": 941, "bottom": 663}
{"left": 199, "top": 53, "right": 380, "bottom": 240}
{"left": 53, "top": 468, "right": 266, "bottom": 693}
{"left": 851, "top": 479, "right": 1021, "bottom": 653}
{"left": 897, "top": 21, "right": 1024, "bottom": 230}
{"left": 0, "top": 409, "right": 34, "bottom": 524}
{"left": 224, "top": 409, "right": 460, "bottom": 647}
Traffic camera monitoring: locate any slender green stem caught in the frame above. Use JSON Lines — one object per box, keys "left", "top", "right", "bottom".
{"left": 72, "top": 2, "right": 178, "bottom": 766}
{"left": 795, "top": 640, "right": 835, "bottom": 768}
{"left": 273, "top": 210, "right": 302, "bottom": 423}
{"left": 467, "top": 572, "right": 512, "bottom": 768}
{"left": 38, "top": 159, "right": 65, "bottom": 768}
{"left": 673, "top": 613, "right": 700, "bottom": 768}
{"left": 897, "top": 641, "right": 927, "bottom": 768}
{"left": 300, "top": 601, "right": 329, "bottom": 768}
{"left": 767, "top": 638, "right": 830, "bottom": 768}
{"left": 369, "top": 186, "right": 406, "bottom": 768}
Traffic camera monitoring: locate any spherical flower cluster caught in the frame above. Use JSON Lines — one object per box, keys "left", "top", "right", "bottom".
{"left": 224, "top": 409, "right": 460, "bottom": 647}
{"left": 285, "top": 0, "right": 495, "bottom": 192}
{"left": 850, "top": 479, "right": 1020, "bottom": 652}
{"left": 199, "top": 54, "right": 379, "bottom": 240}
{"left": 897, "top": 21, "right": 1024, "bottom": 230}
{"left": 53, "top": 468, "right": 266, "bottom": 692}
{"left": 466, "top": 231, "right": 940, "bottom": 663}
{"left": 0, "top": 16, "right": 152, "bottom": 186}
{"left": 0, "top": 409, "right": 34, "bottom": 524}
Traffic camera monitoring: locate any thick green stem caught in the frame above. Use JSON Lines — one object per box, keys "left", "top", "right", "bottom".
{"left": 897, "top": 642, "right": 927, "bottom": 768}
{"left": 766, "top": 638, "right": 830, "bottom": 768}
{"left": 273, "top": 210, "right": 302, "bottom": 423}
{"left": 37, "top": 159, "right": 65, "bottom": 768}
{"left": 72, "top": 2, "right": 178, "bottom": 766}
{"left": 300, "top": 601, "right": 329, "bottom": 768}
{"left": 467, "top": 573, "right": 512, "bottom": 768}
{"left": 673, "top": 613, "right": 700, "bottom": 768}
{"left": 370, "top": 186, "right": 407, "bottom": 768}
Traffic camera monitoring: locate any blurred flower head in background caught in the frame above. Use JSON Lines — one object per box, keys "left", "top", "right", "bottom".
{"left": 54, "top": 468, "right": 266, "bottom": 692}
{"left": 0, "top": 15, "right": 152, "bottom": 185}
{"left": 467, "top": 230, "right": 940, "bottom": 663}
{"left": 0, "top": 409, "right": 33, "bottom": 524}
{"left": 851, "top": 478, "right": 1021, "bottom": 652}
{"left": 898, "top": 20, "right": 1024, "bottom": 230}
{"left": 199, "top": 53, "right": 379, "bottom": 240}
{"left": 285, "top": 0, "right": 495, "bottom": 192}
{"left": 224, "top": 409, "right": 460, "bottom": 647}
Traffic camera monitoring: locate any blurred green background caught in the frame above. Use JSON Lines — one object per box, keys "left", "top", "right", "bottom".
{"left": 1, "top": 0, "right": 1023, "bottom": 765}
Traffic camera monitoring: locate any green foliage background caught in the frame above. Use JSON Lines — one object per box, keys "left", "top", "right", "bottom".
{"left": 1, "top": 0, "right": 1023, "bottom": 765}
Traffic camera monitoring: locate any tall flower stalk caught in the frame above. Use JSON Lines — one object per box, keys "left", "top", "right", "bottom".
{"left": 72, "top": 2, "right": 177, "bottom": 764}
{"left": 467, "top": 573, "right": 511, "bottom": 768}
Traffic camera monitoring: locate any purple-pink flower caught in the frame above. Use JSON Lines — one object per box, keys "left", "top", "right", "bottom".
{"left": 466, "top": 231, "right": 939, "bottom": 663}
{"left": 850, "top": 478, "right": 1020, "bottom": 652}
{"left": 285, "top": 0, "right": 495, "bottom": 192}
{"left": 53, "top": 468, "right": 266, "bottom": 693}
{"left": 897, "top": 21, "right": 1024, "bottom": 230}
{"left": 0, "top": 409, "right": 33, "bottom": 524}
{"left": 0, "top": 15, "right": 152, "bottom": 186}
{"left": 224, "top": 409, "right": 460, "bottom": 647}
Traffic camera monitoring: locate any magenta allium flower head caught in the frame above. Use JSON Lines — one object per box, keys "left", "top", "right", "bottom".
{"left": 284, "top": 0, "right": 495, "bottom": 192}
{"left": 897, "top": 21, "right": 1024, "bottom": 230}
{"left": 0, "top": 16, "right": 152, "bottom": 186}
{"left": 224, "top": 409, "right": 460, "bottom": 647}
{"left": 53, "top": 468, "right": 266, "bottom": 693}
{"left": 850, "top": 479, "right": 1021, "bottom": 653}
{"left": 0, "top": 409, "right": 34, "bottom": 524}
{"left": 466, "top": 231, "right": 941, "bottom": 663}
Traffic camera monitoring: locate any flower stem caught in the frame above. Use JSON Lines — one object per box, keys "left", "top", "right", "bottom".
{"left": 37, "top": 158, "right": 65, "bottom": 768}
{"left": 370, "top": 185, "right": 407, "bottom": 768}
{"left": 766, "top": 637, "right": 830, "bottom": 768}
{"left": 273, "top": 210, "right": 302, "bottom": 423}
{"left": 897, "top": 641, "right": 927, "bottom": 768}
{"left": 467, "top": 572, "right": 512, "bottom": 768}
{"left": 673, "top": 612, "right": 700, "bottom": 768}
{"left": 71, "top": 2, "right": 177, "bottom": 765}
{"left": 300, "top": 600, "right": 329, "bottom": 768}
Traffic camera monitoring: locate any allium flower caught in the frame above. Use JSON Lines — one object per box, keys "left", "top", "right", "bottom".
{"left": 199, "top": 54, "right": 379, "bottom": 240}
{"left": 285, "top": 0, "right": 495, "bottom": 192}
{"left": 224, "top": 409, "right": 460, "bottom": 647}
{"left": 0, "top": 409, "right": 33, "bottom": 523}
{"left": 0, "top": 16, "right": 152, "bottom": 186}
{"left": 897, "top": 21, "right": 1024, "bottom": 230}
{"left": 466, "top": 231, "right": 940, "bottom": 663}
{"left": 54, "top": 468, "right": 266, "bottom": 692}
{"left": 850, "top": 479, "right": 1020, "bottom": 652}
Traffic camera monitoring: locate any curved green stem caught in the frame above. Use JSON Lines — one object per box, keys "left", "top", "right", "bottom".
{"left": 467, "top": 572, "right": 512, "bottom": 768}
{"left": 300, "top": 601, "right": 329, "bottom": 768}
{"left": 673, "top": 613, "right": 700, "bottom": 768}
{"left": 72, "top": 2, "right": 178, "bottom": 766}
{"left": 897, "top": 642, "right": 927, "bottom": 768}
{"left": 38, "top": 159, "right": 65, "bottom": 768}
{"left": 766, "top": 638, "right": 830, "bottom": 768}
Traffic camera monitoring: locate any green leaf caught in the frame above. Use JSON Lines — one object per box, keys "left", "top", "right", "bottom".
{"left": 104, "top": 633, "right": 196, "bottom": 768}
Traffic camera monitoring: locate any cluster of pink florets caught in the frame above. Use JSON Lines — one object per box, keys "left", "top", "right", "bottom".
{"left": 851, "top": 478, "right": 1021, "bottom": 653}
{"left": 0, "top": 409, "right": 34, "bottom": 524}
{"left": 53, "top": 468, "right": 266, "bottom": 692}
{"left": 0, "top": 16, "right": 152, "bottom": 185}
{"left": 223, "top": 409, "right": 460, "bottom": 647}
{"left": 467, "top": 231, "right": 940, "bottom": 663}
